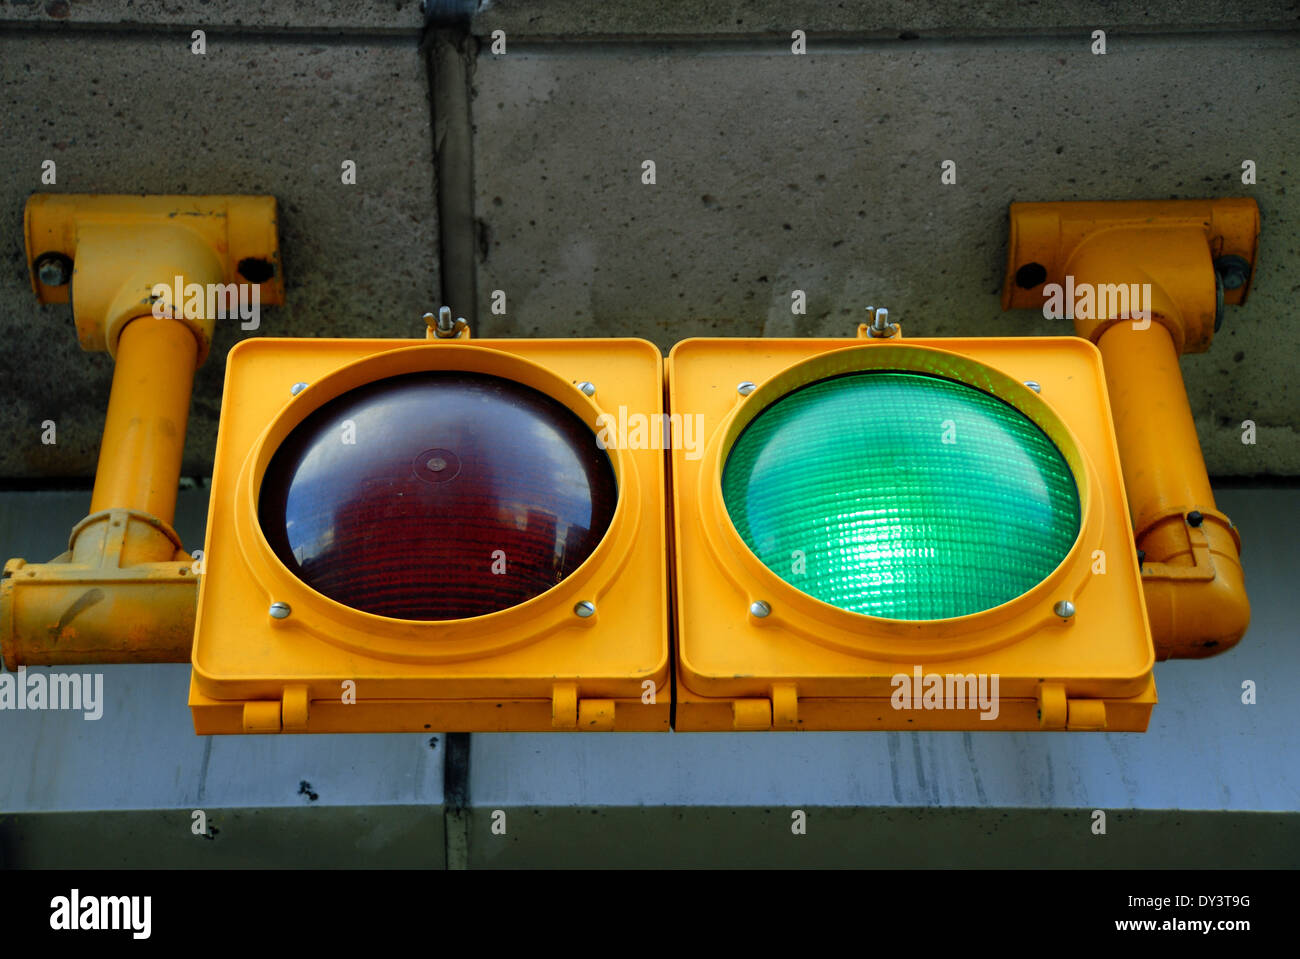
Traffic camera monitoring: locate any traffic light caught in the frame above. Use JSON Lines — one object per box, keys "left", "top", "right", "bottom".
{"left": 669, "top": 329, "right": 1156, "bottom": 731}
{"left": 189, "top": 319, "right": 670, "bottom": 734}
{"left": 8, "top": 194, "right": 1252, "bottom": 737}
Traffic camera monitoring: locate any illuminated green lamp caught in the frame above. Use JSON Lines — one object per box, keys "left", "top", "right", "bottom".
{"left": 721, "top": 371, "right": 1081, "bottom": 621}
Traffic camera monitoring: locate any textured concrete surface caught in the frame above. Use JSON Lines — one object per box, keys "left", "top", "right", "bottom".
{"left": 471, "top": 33, "right": 1300, "bottom": 475}
{"left": 1, "top": 0, "right": 427, "bottom": 31}
{"left": 473, "top": 1, "right": 1300, "bottom": 37}
{"left": 467, "top": 487, "right": 1300, "bottom": 866}
{"left": 0, "top": 31, "right": 439, "bottom": 479}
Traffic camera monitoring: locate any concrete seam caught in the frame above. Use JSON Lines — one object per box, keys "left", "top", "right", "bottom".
{"left": 442, "top": 732, "right": 471, "bottom": 871}
{"left": 470, "top": 27, "right": 1300, "bottom": 55}
{"left": 428, "top": 28, "right": 479, "bottom": 321}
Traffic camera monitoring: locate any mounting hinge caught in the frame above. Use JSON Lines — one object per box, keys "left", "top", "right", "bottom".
{"left": 1038, "top": 682, "right": 1108, "bottom": 730}
{"left": 551, "top": 682, "right": 616, "bottom": 731}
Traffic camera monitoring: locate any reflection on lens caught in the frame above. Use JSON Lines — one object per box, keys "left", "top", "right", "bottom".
{"left": 259, "top": 371, "right": 616, "bottom": 620}
{"left": 722, "top": 371, "right": 1079, "bottom": 620}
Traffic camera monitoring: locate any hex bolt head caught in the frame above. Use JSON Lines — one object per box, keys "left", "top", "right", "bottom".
{"left": 577, "top": 381, "right": 596, "bottom": 397}
{"left": 1053, "top": 600, "right": 1076, "bottom": 619}
{"left": 1213, "top": 255, "right": 1251, "bottom": 292}
{"left": 1024, "top": 381, "right": 1042, "bottom": 393}
{"left": 737, "top": 381, "right": 757, "bottom": 397}
{"left": 35, "top": 253, "right": 71, "bottom": 287}
{"left": 749, "top": 600, "right": 771, "bottom": 618}
{"left": 1187, "top": 510, "right": 1204, "bottom": 527}
{"left": 269, "top": 601, "right": 292, "bottom": 620}
{"left": 290, "top": 382, "right": 309, "bottom": 396}
{"left": 574, "top": 600, "right": 596, "bottom": 618}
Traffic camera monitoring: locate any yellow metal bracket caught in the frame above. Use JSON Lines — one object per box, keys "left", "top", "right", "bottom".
{"left": 2, "top": 194, "right": 282, "bottom": 667}
{"left": 1001, "top": 198, "right": 1257, "bottom": 659}
{"left": 26, "top": 194, "right": 283, "bottom": 364}
{"left": 1002, "top": 198, "right": 1258, "bottom": 354}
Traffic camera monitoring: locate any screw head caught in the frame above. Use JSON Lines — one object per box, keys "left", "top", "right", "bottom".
{"left": 269, "top": 601, "right": 292, "bottom": 620}
{"left": 1187, "top": 510, "right": 1204, "bottom": 527}
{"left": 35, "top": 253, "right": 71, "bottom": 287}
{"left": 574, "top": 600, "right": 596, "bottom": 618}
{"left": 290, "top": 382, "right": 308, "bottom": 396}
{"left": 1053, "top": 600, "right": 1075, "bottom": 619}
{"left": 1024, "top": 381, "right": 1042, "bottom": 393}
{"left": 737, "top": 381, "right": 757, "bottom": 396}
{"left": 749, "top": 600, "right": 771, "bottom": 618}
{"left": 577, "top": 381, "right": 596, "bottom": 397}
{"left": 1213, "top": 255, "right": 1251, "bottom": 292}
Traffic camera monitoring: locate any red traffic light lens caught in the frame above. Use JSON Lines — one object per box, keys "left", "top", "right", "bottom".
{"left": 258, "top": 371, "right": 617, "bottom": 620}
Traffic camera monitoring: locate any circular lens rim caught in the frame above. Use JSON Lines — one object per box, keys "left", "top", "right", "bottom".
{"left": 698, "top": 342, "right": 1103, "bottom": 659}
{"left": 255, "top": 368, "right": 619, "bottom": 622}
{"left": 720, "top": 367, "right": 1082, "bottom": 621}
{"left": 230, "top": 343, "right": 640, "bottom": 664}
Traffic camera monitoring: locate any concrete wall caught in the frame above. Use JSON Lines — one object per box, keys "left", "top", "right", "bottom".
{"left": 1, "top": 2, "right": 1297, "bottom": 479}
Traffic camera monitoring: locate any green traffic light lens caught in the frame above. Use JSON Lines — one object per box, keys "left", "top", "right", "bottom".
{"left": 721, "top": 371, "right": 1081, "bottom": 620}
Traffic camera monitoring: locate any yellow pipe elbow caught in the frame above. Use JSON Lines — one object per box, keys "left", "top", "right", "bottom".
{"left": 1141, "top": 523, "right": 1249, "bottom": 659}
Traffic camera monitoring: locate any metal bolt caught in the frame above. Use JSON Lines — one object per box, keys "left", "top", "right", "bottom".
{"left": 35, "top": 253, "right": 71, "bottom": 287}
{"left": 1053, "top": 600, "right": 1075, "bottom": 619}
{"left": 749, "top": 600, "right": 771, "bottom": 618}
{"left": 867, "top": 306, "right": 898, "bottom": 338}
{"left": 269, "top": 601, "right": 292, "bottom": 620}
{"left": 290, "top": 382, "right": 308, "bottom": 396}
{"left": 577, "top": 381, "right": 596, "bottom": 397}
{"left": 1024, "top": 381, "right": 1042, "bottom": 393}
{"left": 427, "top": 457, "right": 447, "bottom": 472}
{"left": 1187, "top": 510, "right": 1204, "bottom": 527}
{"left": 737, "top": 381, "right": 757, "bottom": 396}
{"left": 430, "top": 305, "right": 469, "bottom": 339}
{"left": 1213, "top": 255, "right": 1251, "bottom": 292}
{"left": 574, "top": 600, "right": 596, "bottom": 618}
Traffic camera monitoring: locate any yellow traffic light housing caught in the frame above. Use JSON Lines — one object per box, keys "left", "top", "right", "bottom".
{"left": 669, "top": 333, "right": 1155, "bottom": 732}
{"left": 190, "top": 333, "right": 669, "bottom": 733}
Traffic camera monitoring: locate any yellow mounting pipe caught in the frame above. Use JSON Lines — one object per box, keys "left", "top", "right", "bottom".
{"left": 1, "top": 315, "right": 203, "bottom": 668}
{"left": 1005, "top": 199, "right": 1258, "bottom": 659}
{"left": 1094, "top": 321, "right": 1248, "bottom": 658}
{"left": 1, "top": 194, "right": 282, "bottom": 667}
{"left": 89, "top": 317, "right": 198, "bottom": 533}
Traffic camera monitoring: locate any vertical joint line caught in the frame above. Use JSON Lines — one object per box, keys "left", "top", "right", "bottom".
{"left": 427, "top": 26, "right": 479, "bottom": 323}
{"left": 442, "top": 732, "right": 471, "bottom": 870}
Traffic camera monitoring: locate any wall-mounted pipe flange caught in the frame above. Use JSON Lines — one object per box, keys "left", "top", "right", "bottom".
{"left": 25, "top": 193, "right": 284, "bottom": 364}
